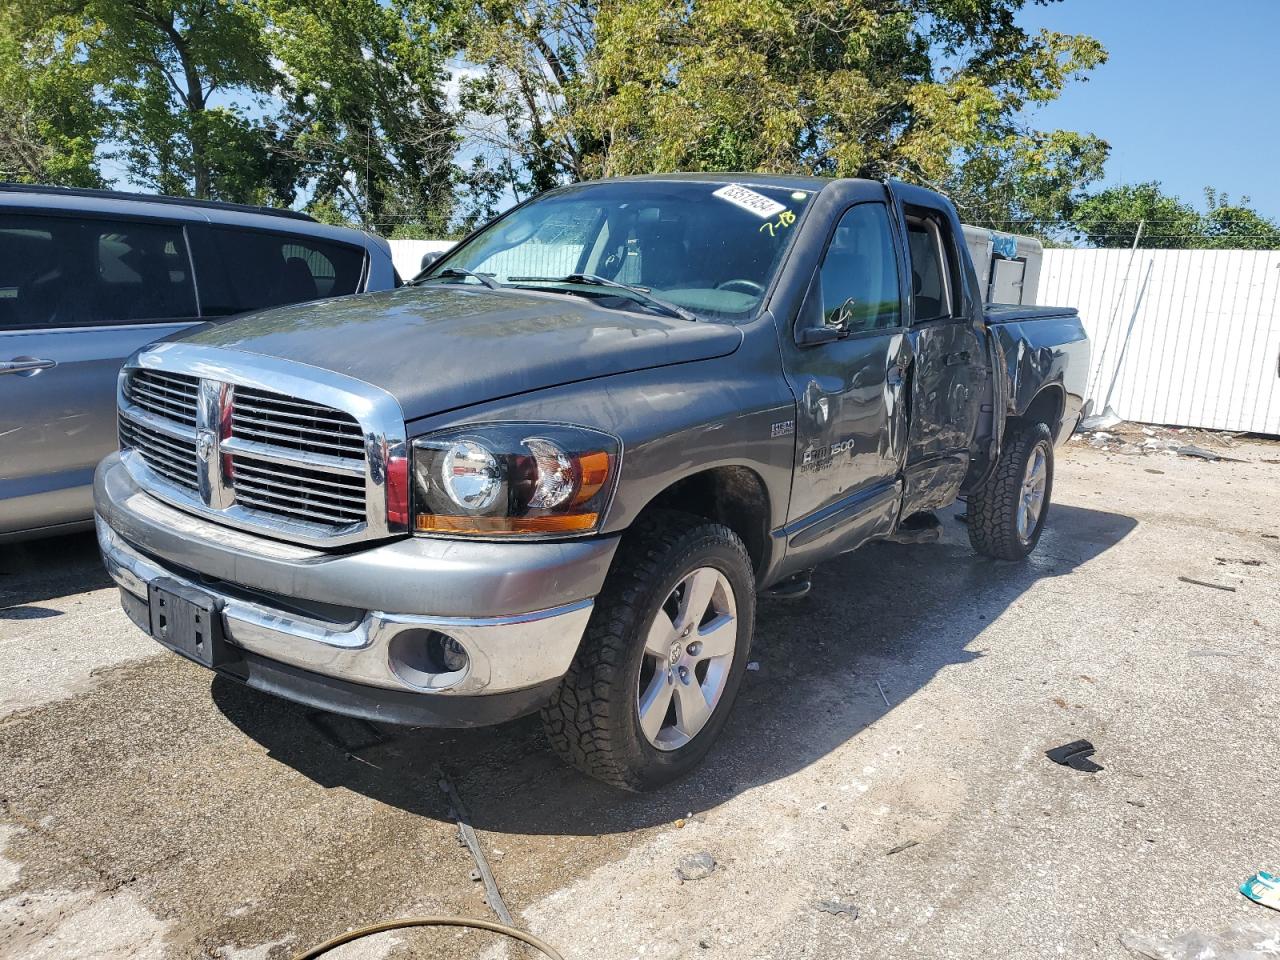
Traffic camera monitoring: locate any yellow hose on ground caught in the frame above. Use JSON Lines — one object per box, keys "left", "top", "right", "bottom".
{"left": 292, "top": 915, "right": 565, "bottom": 960}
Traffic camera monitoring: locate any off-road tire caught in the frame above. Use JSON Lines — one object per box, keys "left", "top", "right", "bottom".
{"left": 541, "top": 510, "right": 756, "bottom": 791}
{"left": 967, "top": 421, "right": 1054, "bottom": 560}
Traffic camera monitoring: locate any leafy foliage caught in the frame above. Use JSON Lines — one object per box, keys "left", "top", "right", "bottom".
{"left": 460, "top": 0, "right": 1110, "bottom": 236}
{"left": 0, "top": 0, "right": 108, "bottom": 185}
{"left": 1071, "top": 182, "right": 1280, "bottom": 250}
{"left": 263, "top": 0, "right": 463, "bottom": 232}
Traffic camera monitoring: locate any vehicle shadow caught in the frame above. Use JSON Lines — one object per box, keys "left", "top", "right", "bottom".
{"left": 212, "top": 503, "right": 1136, "bottom": 836}
{"left": 0, "top": 530, "right": 110, "bottom": 610}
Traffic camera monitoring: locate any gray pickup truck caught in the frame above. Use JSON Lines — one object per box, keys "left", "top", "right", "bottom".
{"left": 94, "top": 174, "right": 1088, "bottom": 790}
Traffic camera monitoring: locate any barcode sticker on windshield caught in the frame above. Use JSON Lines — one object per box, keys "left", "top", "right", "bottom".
{"left": 712, "top": 184, "right": 787, "bottom": 219}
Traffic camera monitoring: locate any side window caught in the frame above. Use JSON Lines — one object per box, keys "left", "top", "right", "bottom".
{"left": 905, "top": 215, "right": 956, "bottom": 322}
{"left": 0, "top": 214, "right": 196, "bottom": 329}
{"left": 818, "top": 203, "right": 901, "bottom": 333}
{"left": 195, "top": 227, "right": 366, "bottom": 315}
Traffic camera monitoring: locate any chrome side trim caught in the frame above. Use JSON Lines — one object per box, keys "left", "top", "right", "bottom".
{"left": 118, "top": 341, "right": 410, "bottom": 547}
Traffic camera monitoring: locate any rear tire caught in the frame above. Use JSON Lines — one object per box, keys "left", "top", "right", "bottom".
{"left": 967, "top": 421, "right": 1054, "bottom": 560}
{"left": 541, "top": 510, "right": 755, "bottom": 791}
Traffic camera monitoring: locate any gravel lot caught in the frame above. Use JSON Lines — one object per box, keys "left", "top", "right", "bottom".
{"left": 2, "top": 434, "right": 1278, "bottom": 960}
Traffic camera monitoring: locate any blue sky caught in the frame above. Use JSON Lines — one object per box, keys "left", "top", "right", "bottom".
{"left": 1017, "top": 0, "right": 1280, "bottom": 218}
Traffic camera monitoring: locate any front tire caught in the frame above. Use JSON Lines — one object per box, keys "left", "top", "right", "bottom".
{"left": 541, "top": 510, "right": 755, "bottom": 791}
{"left": 967, "top": 421, "right": 1054, "bottom": 560}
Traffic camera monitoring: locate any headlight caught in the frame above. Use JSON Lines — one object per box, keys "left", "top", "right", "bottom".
{"left": 411, "top": 424, "right": 619, "bottom": 537}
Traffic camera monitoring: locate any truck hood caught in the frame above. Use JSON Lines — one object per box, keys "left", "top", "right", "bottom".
{"left": 181, "top": 285, "right": 742, "bottom": 422}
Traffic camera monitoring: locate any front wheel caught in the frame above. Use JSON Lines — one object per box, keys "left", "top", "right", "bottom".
{"left": 967, "top": 421, "right": 1054, "bottom": 560}
{"left": 541, "top": 510, "right": 755, "bottom": 791}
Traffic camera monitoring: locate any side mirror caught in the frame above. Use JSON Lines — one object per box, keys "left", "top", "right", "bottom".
{"left": 419, "top": 251, "right": 444, "bottom": 271}
{"left": 794, "top": 273, "right": 846, "bottom": 346}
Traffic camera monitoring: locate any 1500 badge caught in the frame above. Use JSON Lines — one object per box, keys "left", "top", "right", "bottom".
{"left": 801, "top": 437, "right": 856, "bottom": 473}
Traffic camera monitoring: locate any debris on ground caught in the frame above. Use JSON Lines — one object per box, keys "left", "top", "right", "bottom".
{"left": 1216, "top": 557, "right": 1266, "bottom": 566}
{"left": 1080, "top": 409, "right": 1123, "bottom": 431}
{"left": 885, "top": 840, "right": 919, "bottom": 856}
{"left": 1120, "top": 917, "right": 1280, "bottom": 959}
{"left": 1177, "top": 575, "right": 1237, "bottom": 593}
{"left": 1178, "top": 444, "right": 1246, "bottom": 463}
{"left": 876, "top": 679, "right": 891, "bottom": 707}
{"left": 675, "top": 853, "right": 717, "bottom": 882}
{"left": 814, "top": 898, "right": 860, "bottom": 918}
{"left": 1242, "top": 871, "right": 1280, "bottom": 911}
{"left": 1046, "top": 739, "right": 1104, "bottom": 773}
{"left": 1071, "top": 420, "right": 1272, "bottom": 463}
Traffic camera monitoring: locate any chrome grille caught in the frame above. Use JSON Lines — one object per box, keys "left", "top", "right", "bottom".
{"left": 125, "top": 370, "right": 199, "bottom": 427}
{"left": 230, "top": 456, "right": 366, "bottom": 526}
{"left": 119, "top": 416, "right": 199, "bottom": 491}
{"left": 118, "top": 366, "right": 378, "bottom": 541}
{"left": 231, "top": 387, "right": 365, "bottom": 458}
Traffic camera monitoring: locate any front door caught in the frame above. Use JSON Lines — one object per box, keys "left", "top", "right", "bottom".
{"left": 896, "top": 206, "right": 985, "bottom": 516}
{"left": 777, "top": 201, "right": 911, "bottom": 568}
{"left": 0, "top": 213, "right": 201, "bottom": 536}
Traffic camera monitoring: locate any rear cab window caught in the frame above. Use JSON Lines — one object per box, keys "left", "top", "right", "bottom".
{"left": 0, "top": 213, "right": 197, "bottom": 329}
{"left": 904, "top": 209, "right": 961, "bottom": 323}
{"left": 192, "top": 226, "right": 366, "bottom": 316}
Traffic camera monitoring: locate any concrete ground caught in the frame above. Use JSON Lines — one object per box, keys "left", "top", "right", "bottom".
{"left": 1, "top": 433, "right": 1278, "bottom": 960}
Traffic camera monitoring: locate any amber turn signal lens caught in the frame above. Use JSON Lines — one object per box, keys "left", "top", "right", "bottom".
{"left": 414, "top": 513, "right": 600, "bottom": 535}
{"left": 572, "top": 451, "right": 611, "bottom": 505}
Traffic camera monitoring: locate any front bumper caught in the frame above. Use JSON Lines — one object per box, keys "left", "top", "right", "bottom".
{"left": 95, "top": 453, "right": 618, "bottom": 725}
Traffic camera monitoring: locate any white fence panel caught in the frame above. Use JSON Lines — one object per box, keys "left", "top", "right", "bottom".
{"left": 1039, "top": 248, "right": 1280, "bottom": 435}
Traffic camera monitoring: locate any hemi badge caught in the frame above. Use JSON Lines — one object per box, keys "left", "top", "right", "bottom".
{"left": 771, "top": 420, "right": 795, "bottom": 438}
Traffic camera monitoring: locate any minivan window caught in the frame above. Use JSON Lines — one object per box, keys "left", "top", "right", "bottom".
{"left": 195, "top": 227, "right": 366, "bottom": 315}
{"left": 0, "top": 214, "right": 197, "bottom": 329}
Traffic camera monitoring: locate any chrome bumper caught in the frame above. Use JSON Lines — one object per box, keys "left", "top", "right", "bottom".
{"left": 94, "top": 454, "right": 614, "bottom": 700}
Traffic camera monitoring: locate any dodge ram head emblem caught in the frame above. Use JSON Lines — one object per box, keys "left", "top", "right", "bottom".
{"left": 195, "top": 431, "right": 215, "bottom": 462}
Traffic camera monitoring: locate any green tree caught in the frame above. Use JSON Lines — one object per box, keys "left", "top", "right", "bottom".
{"left": 462, "top": 0, "right": 1109, "bottom": 232}
{"left": 1070, "top": 182, "right": 1201, "bottom": 248}
{"left": 94, "top": 0, "right": 283, "bottom": 200}
{"left": 263, "top": 0, "right": 465, "bottom": 234}
{"left": 0, "top": 0, "right": 107, "bottom": 185}
{"left": 1071, "top": 182, "right": 1280, "bottom": 249}
{"left": 1200, "top": 188, "right": 1280, "bottom": 250}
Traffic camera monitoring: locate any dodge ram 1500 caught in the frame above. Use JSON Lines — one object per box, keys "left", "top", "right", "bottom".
{"left": 95, "top": 174, "right": 1088, "bottom": 790}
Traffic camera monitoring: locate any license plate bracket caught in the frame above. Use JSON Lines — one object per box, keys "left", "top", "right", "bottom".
{"left": 148, "top": 578, "right": 235, "bottom": 668}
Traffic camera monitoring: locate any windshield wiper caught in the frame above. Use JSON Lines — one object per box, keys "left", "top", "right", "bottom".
{"left": 507, "top": 273, "right": 698, "bottom": 322}
{"left": 415, "top": 267, "right": 500, "bottom": 291}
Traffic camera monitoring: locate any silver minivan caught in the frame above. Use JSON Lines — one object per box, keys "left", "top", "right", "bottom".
{"left": 0, "top": 185, "right": 398, "bottom": 542}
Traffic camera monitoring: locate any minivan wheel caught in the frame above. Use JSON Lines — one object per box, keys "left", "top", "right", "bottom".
{"left": 541, "top": 510, "right": 755, "bottom": 791}
{"left": 968, "top": 420, "right": 1055, "bottom": 560}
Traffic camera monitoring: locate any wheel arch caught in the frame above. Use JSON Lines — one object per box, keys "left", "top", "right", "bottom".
{"left": 631, "top": 465, "right": 774, "bottom": 582}
{"left": 1012, "top": 382, "right": 1066, "bottom": 437}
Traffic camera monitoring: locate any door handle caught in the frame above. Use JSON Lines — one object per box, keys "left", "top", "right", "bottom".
{"left": 943, "top": 350, "right": 970, "bottom": 367}
{"left": 0, "top": 357, "right": 56, "bottom": 376}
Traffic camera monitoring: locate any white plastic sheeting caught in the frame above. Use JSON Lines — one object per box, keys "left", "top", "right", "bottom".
{"left": 1039, "top": 248, "right": 1280, "bottom": 435}
{"left": 388, "top": 239, "right": 455, "bottom": 281}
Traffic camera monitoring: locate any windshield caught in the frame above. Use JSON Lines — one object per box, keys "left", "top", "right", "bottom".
{"left": 426, "top": 179, "right": 816, "bottom": 321}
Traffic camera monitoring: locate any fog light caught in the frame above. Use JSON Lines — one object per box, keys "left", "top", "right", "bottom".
{"left": 432, "top": 633, "right": 469, "bottom": 673}
{"left": 388, "top": 629, "right": 470, "bottom": 689}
